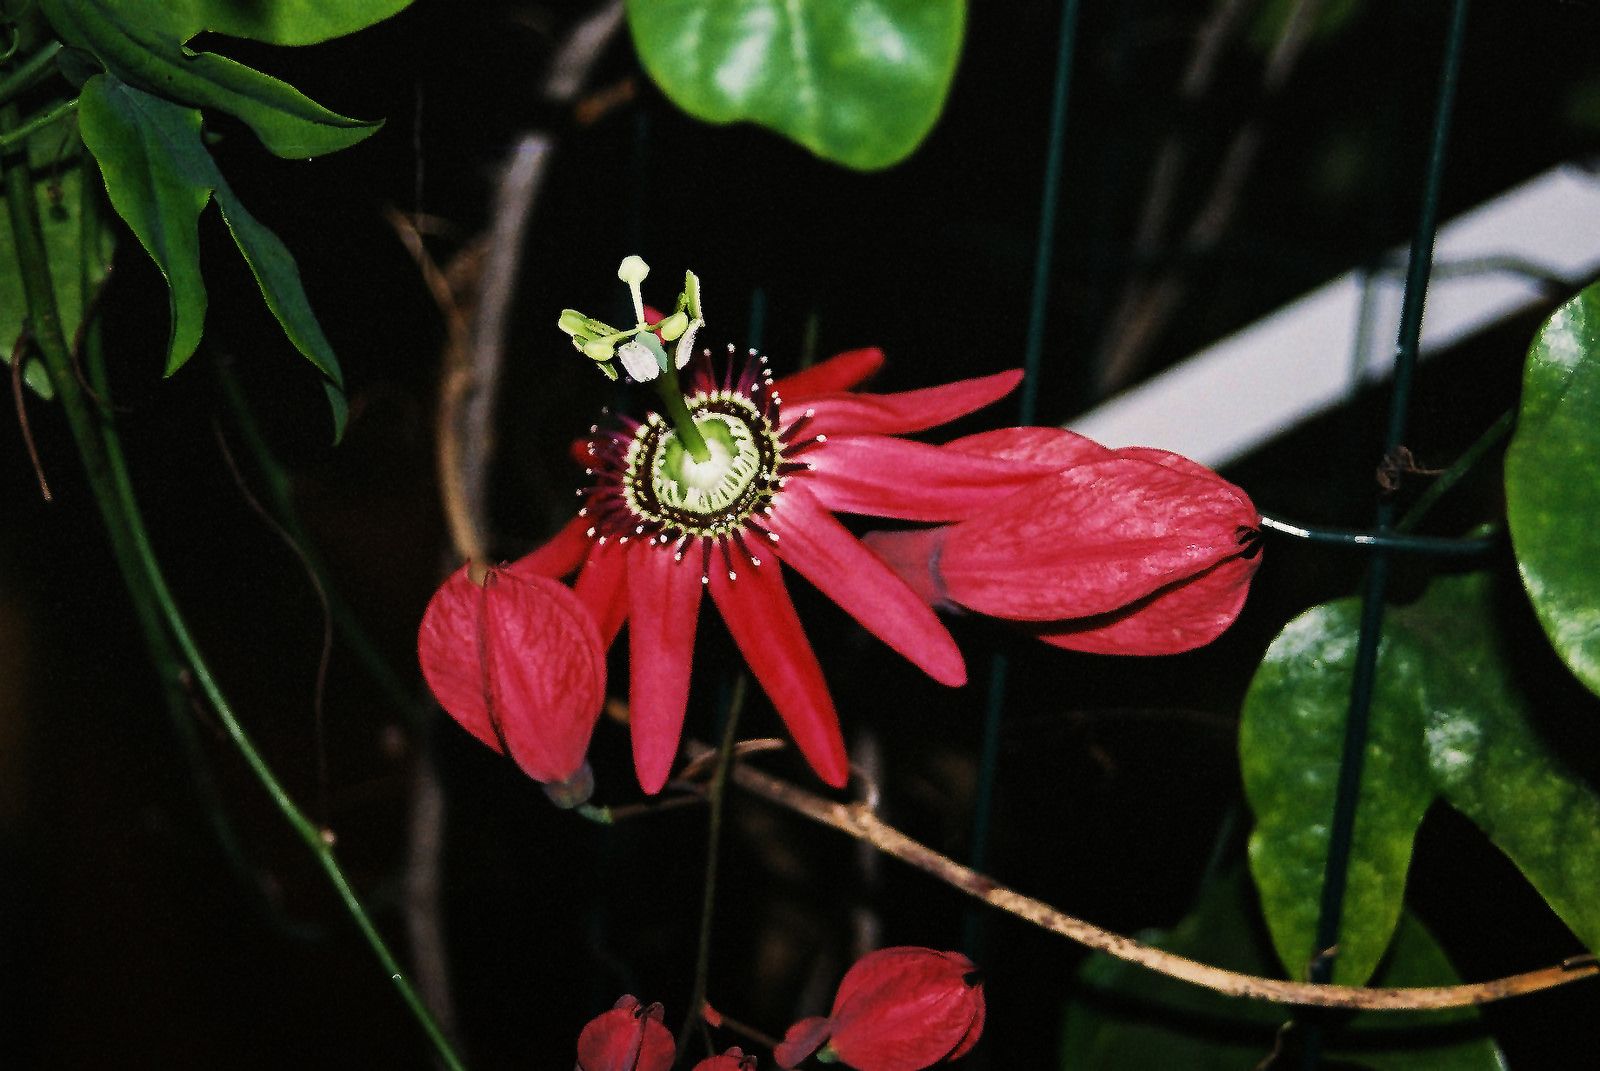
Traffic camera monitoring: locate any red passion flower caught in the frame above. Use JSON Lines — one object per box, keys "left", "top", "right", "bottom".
{"left": 575, "top": 995, "right": 675, "bottom": 1071}
{"left": 863, "top": 426, "right": 1261, "bottom": 655}
{"left": 774, "top": 947, "right": 986, "bottom": 1071}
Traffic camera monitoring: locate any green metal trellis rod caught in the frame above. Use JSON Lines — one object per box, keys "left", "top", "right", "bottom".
{"left": 1299, "top": 1, "right": 1472, "bottom": 1068}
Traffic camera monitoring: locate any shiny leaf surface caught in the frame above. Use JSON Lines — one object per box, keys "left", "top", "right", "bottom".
{"left": 1506, "top": 280, "right": 1600, "bottom": 698}
{"left": 626, "top": 0, "right": 964, "bottom": 170}
{"left": 152, "top": 0, "right": 417, "bottom": 46}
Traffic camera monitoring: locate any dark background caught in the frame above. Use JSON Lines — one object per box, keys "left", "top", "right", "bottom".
{"left": 4, "top": 0, "right": 1600, "bottom": 1066}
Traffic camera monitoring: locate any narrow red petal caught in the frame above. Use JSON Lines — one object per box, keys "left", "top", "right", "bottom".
{"left": 768, "top": 485, "right": 965, "bottom": 686}
{"left": 940, "top": 458, "right": 1258, "bottom": 620}
{"left": 772, "top": 347, "right": 885, "bottom": 402}
{"left": 799, "top": 369, "right": 1023, "bottom": 437}
{"left": 1033, "top": 552, "right": 1259, "bottom": 655}
{"left": 574, "top": 539, "right": 630, "bottom": 646}
{"left": 508, "top": 514, "right": 593, "bottom": 580}
{"left": 709, "top": 548, "right": 848, "bottom": 787}
{"left": 802, "top": 436, "right": 1056, "bottom": 522}
{"left": 947, "top": 425, "right": 1113, "bottom": 469}
{"left": 626, "top": 541, "right": 703, "bottom": 793}
{"left": 858, "top": 527, "right": 951, "bottom": 608}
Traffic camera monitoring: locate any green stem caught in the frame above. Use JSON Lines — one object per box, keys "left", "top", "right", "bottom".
{"left": 676, "top": 674, "right": 748, "bottom": 1058}
{"left": 0, "top": 41, "right": 63, "bottom": 107}
{"left": 1, "top": 104, "right": 466, "bottom": 1070}
{"left": 0, "top": 95, "right": 75, "bottom": 150}
{"left": 655, "top": 359, "right": 711, "bottom": 463}
{"left": 1393, "top": 408, "right": 1514, "bottom": 534}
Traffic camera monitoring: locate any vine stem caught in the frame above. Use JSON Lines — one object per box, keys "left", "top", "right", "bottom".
{"left": 1, "top": 105, "right": 466, "bottom": 1070}
{"left": 696, "top": 743, "right": 1600, "bottom": 1012}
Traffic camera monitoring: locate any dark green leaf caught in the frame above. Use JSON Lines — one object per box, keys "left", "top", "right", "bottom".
{"left": 1239, "top": 601, "right": 1434, "bottom": 985}
{"left": 76, "top": 72, "right": 211, "bottom": 371}
{"left": 1397, "top": 573, "right": 1600, "bottom": 958}
{"left": 152, "top": 0, "right": 417, "bottom": 46}
{"left": 40, "top": 0, "right": 380, "bottom": 158}
{"left": 1060, "top": 870, "right": 1505, "bottom": 1070}
{"left": 1505, "top": 280, "right": 1600, "bottom": 698}
{"left": 1, "top": 136, "right": 115, "bottom": 398}
{"left": 626, "top": 0, "right": 965, "bottom": 171}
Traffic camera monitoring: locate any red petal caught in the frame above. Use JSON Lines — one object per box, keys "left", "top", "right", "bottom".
{"left": 799, "top": 369, "right": 1022, "bottom": 437}
{"left": 509, "top": 514, "right": 593, "bottom": 580}
{"left": 768, "top": 485, "right": 965, "bottom": 686}
{"left": 575, "top": 997, "right": 675, "bottom": 1071}
{"left": 773, "top": 1016, "right": 833, "bottom": 1069}
{"left": 828, "top": 948, "right": 986, "bottom": 1071}
{"left": 626, "top": 541, "right": 703, "bottom": 793}
{"left": 947, "top": 425, "right": 1113, "bottom": 468}
{"left": 858, "top": 527, "right": 952, "bottom": 608}
{"left": 773, "top": 347, "right": 885, "bottom": 402}
{"left": 691, "top": 1051, "right": 755, "bottom": 1071}
{"left": 802, "top": 436, "right": 1056, "bottom": 522}
{"left": 417, "top": 565, "right": 605, "bottom": 784}
{"left": 575, "top": 539, "right": 630, "bottom": 646}
{"left": 709, "top": 546, "right": 848, "bottom": 787}
{"left": 939, "top": 458, "right": 1258, "bottom": 620}
{"left": 1033, "top": 552, "right": 1259, "bottom": 655}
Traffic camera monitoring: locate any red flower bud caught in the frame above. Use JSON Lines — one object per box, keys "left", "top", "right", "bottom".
{"left": 575, "top": 995, "right": 675, "bottom": 1071}
{"left": 691, "top": 1046, "right": 757, "bottom": 1070}
{"left": 774, "top": 947, "right": 985, "bottom": 1071}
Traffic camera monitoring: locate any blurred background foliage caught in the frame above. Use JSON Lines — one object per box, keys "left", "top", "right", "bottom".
{"left": 4, "top": 0, "right": 1599, "bottom": 1066}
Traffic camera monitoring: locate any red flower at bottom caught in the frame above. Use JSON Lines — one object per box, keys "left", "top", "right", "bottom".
{"left": 576, "top": 995, "right": 675, "bottom": 1071}
{"left": 774, "top": 947, "right": 985, "bottom": 1071}
{"left": 692, "top": 1048, "right": 757, "bottom": 1071}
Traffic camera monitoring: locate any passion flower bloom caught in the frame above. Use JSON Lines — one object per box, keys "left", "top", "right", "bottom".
{"left": 774, "top": 947, "right": 985, "bottom": 1071}
{"left": 417, "top": 563, "right": 605, "bottom": 804}
{"left": 863, "top": 427, "right": 1261, "bottom": 655}
{"left": 575, "top": 996, "right": 675, "bottom": 1071}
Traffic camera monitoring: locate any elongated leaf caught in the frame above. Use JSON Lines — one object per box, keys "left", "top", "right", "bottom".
{"left": 76, "top": 73, "right": 212, "bottom": 370}
{"left": 1, "top": 139, "right": 116, "bottom": 398}
{"left": 40, "top": 0, "right": 380, "bottom": 158}
{"left": 626, "top": 0, "right": 965, "bottom": 170}
{"left": 1505, "top": 281, "right": 1600, "bottom": 698}
{"left": 1060, "top": 870, "right": 1505, "bottom": 1070}
{"left": 151, "top": 0, "right": 417, "bottom": 46}
{"left": 1239, "top": 600, "right": 1434, "bottom": 985}
{"left": 1398, "top": 573, "right": 1600, "bottom": 958}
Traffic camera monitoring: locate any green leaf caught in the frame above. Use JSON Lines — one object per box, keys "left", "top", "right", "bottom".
{"left": 1, "top": 136, "right": 116, "bottom": 398}
{"left": 77, "top": 74, "right": 346, "bottom": 437}
{"left": 39, "top": 0, "right": 380, "bottom": 158}
{"left": 1239, "top": 600, "right": 1435, "bottom": 985}
{"left": 1397, "top": 573, "right": 1600, "bottom": 958}
{"left": 76, "top": 73, "right": 212, "bottom": 371}
{"left": 626, "top": 0, "right": 965, "bottom": 171}
{"left": 150, "top": 0, "right": 417, "bottom": 46}
{"left": 1505, "top": 280, "right": 1600, "bottom": 698}
{"left": 1060, "top": 869, "right": 1506, "bottom": 1070}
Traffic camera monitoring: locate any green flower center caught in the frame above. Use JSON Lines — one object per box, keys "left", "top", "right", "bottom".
{"left": 623, "top": 393, "right": 783, "bottom": 539}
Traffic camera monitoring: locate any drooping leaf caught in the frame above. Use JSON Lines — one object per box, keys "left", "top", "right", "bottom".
{"left": 1505, "top": 280, "right": 1600, "bottom": 699}
{"left": 1060, "top": 869, "right": 1505, "bottom": 1070}
{"left": 626, "top": 0, "right": 965, "bottom": 171}
{"left": 39, "top": 0, "right": 380, "bottom": 158}
{"left": 1, "top": 135, "right": 116, "bottom": 398}
{"left": 76, "top": 73, "right": 212, "bottom": 371}
{"left": 148, "top": 0, "right": 417, "bottom": 46}
{"left": 1239, "top": 600, "right": 1435, "bottom": 985}
{"left": 76, "top": 74, "right": 346, "bottom": 436}
{"left": 1397, "top": 573, "right": 1600, "bottom": 959}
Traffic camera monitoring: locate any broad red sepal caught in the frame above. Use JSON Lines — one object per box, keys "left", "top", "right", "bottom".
{"left": 691, "top": 1047, "right": 757, "bottom": 1071}
{"left": 776, "top": 948, "right": 986, "bottom": 1071}
{"left": 417, "top": 563, "right": 605, "bottom": 791}
{"left": 575, "top": 995, "right": 675, "bottom": 1071}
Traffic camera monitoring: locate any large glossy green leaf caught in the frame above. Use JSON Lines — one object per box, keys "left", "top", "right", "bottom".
{"left": 1239, "top": 601, "right": 1435, "bottom": 985}
{"left": 1397, "top": 573, "right": 1600, "bottom": 958}
{"left": 1060, "top": 870, "right": 1506, "bottom": 1070}
{"left": 1, "top": 138, "right": 116, "bottom": 398}
{"left": 1505, "top": 281, "right": 1600, "bottom": 698}
{"left": 147, "top": 0, "right": 417, "bottom": 46}
{"left": 39, "top": 0, "right": 380, "bottom": 158}
{"left": 77, "top": 73, "right": 212, "bottom": 371}
{"left": 626, "top": 0, "right": 965, "bottom": 171}
{"left": 77, "top": 74, "right": 346, "bottom": 436}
